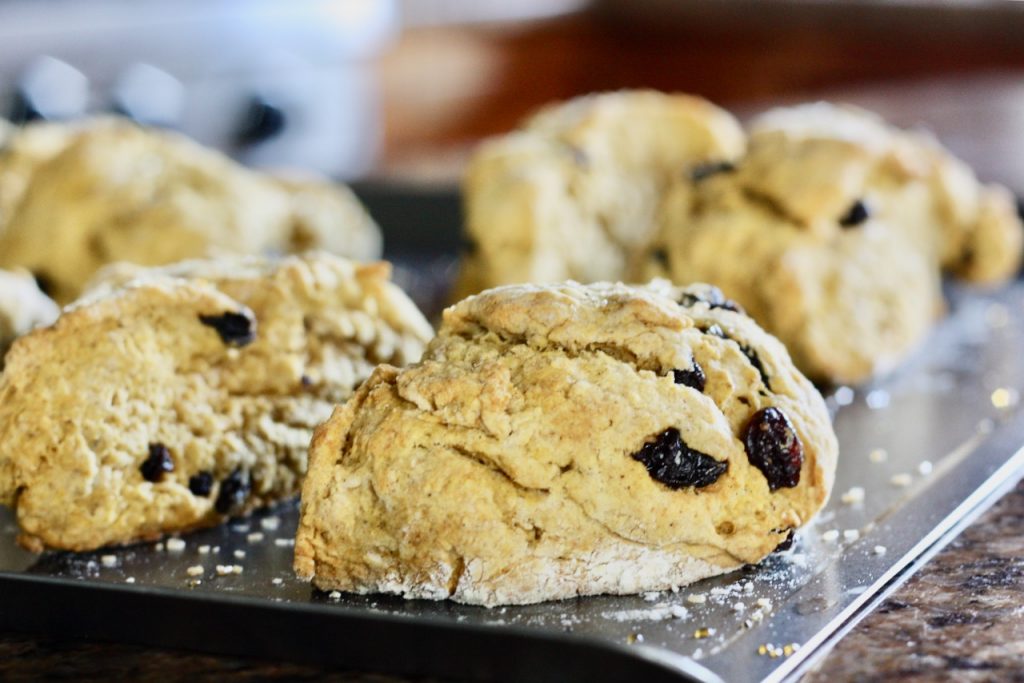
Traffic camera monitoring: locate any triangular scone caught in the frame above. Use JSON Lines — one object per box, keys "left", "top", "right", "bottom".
{"left": 0, "top": 252, "right": 433, "bottom": 551}
{"left": 296, "top": 281, "right": 836, "bottom": 606}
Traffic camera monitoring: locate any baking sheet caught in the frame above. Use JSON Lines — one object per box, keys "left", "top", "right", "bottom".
{"left": 3, "top": 214, "right": 1024, "bottom": 681}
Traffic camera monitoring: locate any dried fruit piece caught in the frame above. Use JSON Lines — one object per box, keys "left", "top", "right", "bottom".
{"left": 739, "top": 343, "right": 771, "bottom": 389}
{"left": 198, "top": 312, "right": 256, "bottom": 347}
{"left": 679, "top": 286, "right": 744, "bottom": 314}
{"left": 773, "top": 529, "right": 796, "bottom": 553}
{"left": 744, "top": 407, "right": 803, "bottom": 491}
{"left": 139, "top": 443, "right": 174, "bottom": 482}
{"left": 215, "top": 468, "right": 250, "bottom": 515}
{"left": 188, "top": 471, "right": 214, "bottom": 497}
{"left": 839, "top": 199, "right": 870, "bottom": 227}
{"left": 691, "top": 160, "right": 736, "bottom": 182}
{"left": 672, "top": 361, "right": 706, "bottom": 393}
{"left": 631, "top": 427, "right": 727, "bottom": 489}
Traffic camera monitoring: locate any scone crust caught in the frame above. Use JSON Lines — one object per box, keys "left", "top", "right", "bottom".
{"left": 454, "top": 91, "right": 745, "bottom": 299}
{"left": 296, "top": 281, "right": 836, "bottom": 606}
{"left": 0, "top": 252, "right": 432, "bottom": 551}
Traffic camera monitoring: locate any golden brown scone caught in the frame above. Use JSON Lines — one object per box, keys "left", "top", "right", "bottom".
{"left": 453, "top": 91, "right": 745, "bottom": 299}
{"left": 0, "top": 252, "right": 432, "bottom": 552}
{"left": 0, "top": 119, "right": 77, "bottom": 231}
{"left": 295, "top": 280, "right": 836, "bottom": 606}
{"left": 647, "top": 102, "right": 1023, "bottom": 384}
{"left": 0, "top": 119, "right": 382, "bottom": 303}
{"left": 0, "top": 268, "right": 59, "bottom": 362}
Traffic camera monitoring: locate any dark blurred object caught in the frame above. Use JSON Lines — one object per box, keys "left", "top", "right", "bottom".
{"left": 376, "top": 2, "right": 1024, "bottom": 189}
{"left": 0, "top": 0, "right": 397, "bottom": 179}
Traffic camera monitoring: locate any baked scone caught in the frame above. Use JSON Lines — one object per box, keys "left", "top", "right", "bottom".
{"left": 453, "top": 91, "right": 745, "bottom": 299}
{"left": 0, "top": 119, "right": 382, "bottom": 303}
{"left": 295, "top": 280, "right": 837, "bottom": 606}
{"left": 0, "top": 268, "right": 59, "bottom": 362}
{"left": 0, "top": 119, "right": 76, "bottom": 231}
{"left": 647, "top": 103, "right": 1024, "bottom": 384}
{"left": 0, "top": 252, "right": 433, "bottom": 552}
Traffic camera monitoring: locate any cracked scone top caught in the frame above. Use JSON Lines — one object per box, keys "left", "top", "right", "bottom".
{"left": 649, "top": 102, "right": 1024, "bottom": 384}
{"left": 0, "top": 252, "right": 433, "bottom": 551}
{"left": 0, "top": 119, "right": 383, "bottom": 303}
{"left": 453, "top": 90, "right": 744, "bottom": 299}
{"left": 295, "top": 280, "right": 837, "bottom": 606}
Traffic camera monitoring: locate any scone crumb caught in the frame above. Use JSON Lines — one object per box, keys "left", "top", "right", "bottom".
{"left": 874, "top": 545, "right": 888, "bottom": 556}
{"left": 732, "top": 602, "right": 746, "bottom": 612}
{"left": 328, "top": 590, "right": 342, "bottom": 601}
{"left": 154, "top": 542, "right": 165, "bottom": 552}
{"left": 246, "top": 532, "right": 264, "bottom": 543}
{"left": 890, "top": 473, "right": 913, "bottom": 487}
{"left": 274, "top": 538, "right": 295, "bottom": 548}
{"left": 687, "top": 593, "right": 707, "bottom": 605}
{"left": 198, "top": 545, "right": 211, "bottom": 555}
{"left": 271, "top": 577, "right": 283, "bottom": 586}
{"left": 869, "top": 448, "right": 889, "bottom": 463}
{"left": 840, "top": 486, "right": 865, "bottom": 505}
{"left": 166, "top": 538, "right": 186, "bottom": 552}
{"left": 186, "top": 565, "right": 204, "bottom": 577}
{"left": 991, "top": 387, "right": 1019, "bottom": 409}
{"left": 843, "top": 529, "right": 861, "bottom": 542}
{"left": 260, "top": 516, "right": 280, "bottom": 531}
{"left": 125, "top": 577, "right": 136, "bottom": 584}
{"left": 215, "top": 564, "right": 244, "bottom": 576}
{"left": 100, "top": 555, "right": 118, "bottom": 568}
{"left": 233, "top": 549, "right": 246, "bottom": 559}
{"left": 822, "top": 529, "right": 840, "bottom": 542}
{"left": 693, "top": 627, "right": 715, "bottom": 639}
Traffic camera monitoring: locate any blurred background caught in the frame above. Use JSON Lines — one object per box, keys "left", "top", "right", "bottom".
{"left": 3, "top": 0, "right": 1024, "bottom": 191}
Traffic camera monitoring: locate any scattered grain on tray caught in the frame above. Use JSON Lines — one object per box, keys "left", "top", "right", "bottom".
{"left": 125, "top": 577, "right": 135, "bottom": 584}
{"left": 890, "top": 473, "right": 913, "bottom": 487}
{"left": 687, "top": 593, "right": 707, "bottom": 605}
{"left": 198, "top": 545, "right": 210, "bottom": 554}
{"left": 841, "top": 486, "right": 865, "bottom": 505}
{"left": 328, "top": 590, "right": 342, "bottom": 600}
{"left": 869, "top": 448, "right": 888, "bottom": 463}
{"left": 693, "top": 627, "right": 715, "bottom": 639}
{"left": 186, "top": 565, "right": 204, "bottom": 577}
{"left": 272, "top": 577, "right": 283, "bottom": 586}
{"left": 233, "top": 549, "right": 246, "bottom": 559}
{"left": 246, "top": 532, "right": 264, "bottom": 543}
{"left": 166, "top": 538, "right": 186, "bottom": 552}
{"left": 260, "top": 516, "right": 281, "bottom": 531}
{"left": 874, "top": 545, "right": 888, "bottom": 556}
{"left": 822, "top": 529, "right": 840, "bottom": 542}
{"left": 274, "top": 538, "right": 295, "bottom": 547}
{"left": 991, "top": 387, "right": 1019, "bottom": 409}
{"left": 843, "top": 529, "right": 861, "bottom": 542}
{"left": 100, "top": 554, "right": 117, "bottom": 568}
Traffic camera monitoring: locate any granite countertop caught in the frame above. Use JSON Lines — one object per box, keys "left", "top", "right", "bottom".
{"left": 2, "top": 479, "right": 1022, "bottom": 681}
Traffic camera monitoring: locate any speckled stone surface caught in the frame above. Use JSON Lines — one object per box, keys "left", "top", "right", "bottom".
{"left": 806, "top": 478, "right": 1024, "bottom": 682}
{"left": 2, "top": 480, "right": 1022, "bottom": 681}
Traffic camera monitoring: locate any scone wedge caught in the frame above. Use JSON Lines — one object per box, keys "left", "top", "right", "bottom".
{"left": 0, "top": 252, "right": 432, "bottom": 551}
{"left": 296, "top": 281, "right": 837, "bottom": 606}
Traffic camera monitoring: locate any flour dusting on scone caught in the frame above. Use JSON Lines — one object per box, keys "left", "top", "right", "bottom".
{"left": 0, "top": 252, "right": 433, "bottom": 552}
{"left": 453, "top": 91, "right": 744, "bottom": 299}
{"left": 648, "top": 102, "right": 1023, "bottom": 384}
{"left": 295, "top": 280, "right": 837, "bottom": 606}
{"left": 0, "top": 268, "right": 58, "bottom": 363}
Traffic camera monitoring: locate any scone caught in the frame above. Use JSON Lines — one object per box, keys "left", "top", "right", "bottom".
{"left": 453, "top": 91, "right": 745, "bottom": 299}
{"left": 0, "top": 252, "right": 433, "bottom": 552}
{"left": 0, "top": 119, "right": 76, "bottom": 231}
{"left": 0, "top": 119, "right": 382, "bottom": 303}
{"left": 0, "top": 268, "right": 59, "bottom": 362}
{"left": 295, "top": 280, "right": 837, "bottom": 606}
{"left": 647, "top": 103, "right": 1023, "bottom": 384}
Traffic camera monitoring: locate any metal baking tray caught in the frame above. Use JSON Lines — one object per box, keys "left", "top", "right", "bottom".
{"left": 2, "top": 187, "right": 1024, "bottom": 683}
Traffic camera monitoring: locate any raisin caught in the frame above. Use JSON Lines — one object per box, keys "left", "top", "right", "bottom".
{"left": 691, "top": 160, "right": 736, "bottom": 182}
{"left": 140, "top": 443, "right": 174, "bottom": 482}
{"left": 739, "top": 343, "right": 771, "bottom": 389}
{"left": 744, "top": 407, "right": 803, "bottom": 491}
{"left": 631, "top": 427, "right": 727, "bottom": 489}
{"left": 651, "top": 247, "right": 670, "bottom": 269}
{"left": 300, "top": 374, "right": 314, "bottom": 388}
{"left": 459, "top": 235, "right": 478, "bottom": 256}
{"left": 672, "top": 361, "right": 706, "bottom": 392}
{"left": 773, "top": 528, "right": 796, "bottom": 553}
{"left": 839, "top": 199, "right": 870, "bottom": 227}
{"left": 214, "top": 468, "right": 250, "bottom": 515}
{"left": 32, "top": 272, "right": 54, "bottom": 297}
{"left": 679, "top": 286, "right": 744, "bottom": 314}
{"left": 199, "top": 312, "right": 255, "bottom": 347}
{"left": 188, "top": 471, "right": 214, "bottom": 497}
